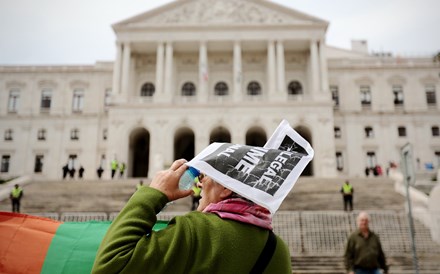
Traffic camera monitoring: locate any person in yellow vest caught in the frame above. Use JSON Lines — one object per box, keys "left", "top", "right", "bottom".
{"left": 340, "top": 180, "right": 354, "bottom": 211}
{"left": 110, "top": 159, "right": 118, "bottom": 179}
{"left": 10, "top": 184, "right": 23, "bottom": 213}
{"left": 191, "top": 183, "right": 202, "bottom": 211}
{"left": 119, "top": 162, "right": 126, "bottom": 178}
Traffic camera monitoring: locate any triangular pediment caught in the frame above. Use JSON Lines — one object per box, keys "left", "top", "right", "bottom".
{"left": 113, "top": 0, "right": 328, "bottom": 29}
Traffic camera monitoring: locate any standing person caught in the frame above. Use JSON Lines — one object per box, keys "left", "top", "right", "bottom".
{"left": 92, "top": 159, "right": 292, "bottom": 273}
{"left": 340, "top": 180, "right": 354, "bottom": 211}
{"left": 62, "top": 164, "right": 69, "bottom": 179}
{"left": 136, "top": 180, "right": 144, "bottom": 191}
{"left": 10, "top": 184, "right": 23, "bottom": 213}
{"left": 119, "top": 162, "right": 126, "bottom": 178}
{"left": 191, "top": 183, "right": 201, "bottom": 211}
{"left": 78, "top": 166, "right": 85, "bottom": 179}
{"left": 97, "top": 166, "right": 104, "bottom": 179}
{"left": 110, "top": 159, "right": 118, "bottom": 179}
{"left": 69, "top": 166, "right": 76, "bottom": 179}
{"left": 344, "top": 211, "right": 389, "bottom": 274}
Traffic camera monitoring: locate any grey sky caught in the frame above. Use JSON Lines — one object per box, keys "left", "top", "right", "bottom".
{"left": 0, "top": 0, "right": 439, "bottom": 65}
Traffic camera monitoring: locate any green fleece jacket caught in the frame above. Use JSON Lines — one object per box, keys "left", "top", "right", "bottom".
{"left": 92, "top": 187, "right": 291, "bottom": 274}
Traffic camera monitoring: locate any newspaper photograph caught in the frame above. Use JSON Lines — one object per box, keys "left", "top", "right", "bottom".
{"left": 187, "top": 119, "right": 314, "bottom": 214}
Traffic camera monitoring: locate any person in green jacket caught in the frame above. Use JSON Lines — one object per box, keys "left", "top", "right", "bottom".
{"left": 92, "top": 159, "right": 291, "bottom": 274}
{"left": 344, "top": 211, "right": 389, "bottom": 274}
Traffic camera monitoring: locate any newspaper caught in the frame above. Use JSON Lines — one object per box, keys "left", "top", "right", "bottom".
{"left": 187, "top": 119, "right": 314, "bottom": 214}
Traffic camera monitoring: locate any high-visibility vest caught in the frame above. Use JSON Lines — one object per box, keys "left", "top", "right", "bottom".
{"left": 119, "top": 163, "right": 125, "bottom": 172}
{"left": 192, "top": 186, "right": 201, "bottom": 197}
{"left": 111, "top": 160, "right": 118, "bottom": 170}
{"left": 342, "top": 184, "right": 353, "bottom": 194}
{"left": 11, "top": 187, "right": 23, "bottom": 198}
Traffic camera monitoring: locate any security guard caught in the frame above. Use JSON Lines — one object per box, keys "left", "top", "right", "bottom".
{"left": 110, "top": 159, "right": 119, "bottom": 179}
{"left": 10, "top": 184, "right": 23, "bottom": 213}
{"left": 340, "top": 180, "right": 354, "bottom": 211}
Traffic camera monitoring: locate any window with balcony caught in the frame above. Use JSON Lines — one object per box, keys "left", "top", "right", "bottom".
{"left": 214, "top": 82, "right": 229, "bottom": 96}
{"left": 181, "top": 82, "right": 196, "bottom": 96}
{"left": 8, "top": 89, "right": 20, "bottom": 113}
{"left": 336, "top": 152, "right": 343, "bottom": 171}
{"left": 70, "top": 128, "right": 79, "bottom": 140}
{"left": 393, "top": 85, "right": 404, "bottom": 105}
{"left": 40, "top": 89, "right": 52, "bottom": 112}
{"left": 140, "top": 83, "right": 155, "bottom": 97}
{"left": 432, "top": 126, "right": 440, "bottom": 137}
{"left": 4, "top": 129, "right": 13, "bottom": 141}
{"left": 426, "top": 85, "right": 437, "bottom": 106}
{"left": 366, "top": 151, "right": 377, "bottom": 168}
{"left": 1, "top": 155, "right": 10, "bottom": 173}
{"left": 72, "top": 89, "right": 84, "bottom": 112}
{"left": 364, "top": 126, "right": 374, "bottom": 138}
{"left": 334, "top": 127, "right": 341, "bottom": 139}
{"left": 37, "top": 129, "right": 46, "bottom": 141}
{"left": 34, "top": 155, "right": 44, "bottom": 173}
{"left": 247, "top": 81, "right": 261, "bottom": 96}
{"left": 360, "top": 86, "right": 371, "bottom": 106}
{"left": 330, "top": 85, "right": 339, "bottom": 108}
{"left": 398, "top": 126, "right": 407, "bottom": 137}
{"left": 287, "top": 81, "right": 303, "bottom": 95}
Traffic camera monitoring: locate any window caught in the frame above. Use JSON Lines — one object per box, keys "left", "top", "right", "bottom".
{"left": 436, "top": 151, "right": 440, "bottom": 167}
{"left": 398, "top": 126, "right": 407, "bottom": 137}
{"left": 330, "top": 85, "right": 339, "bottom": 107}
{"left": 37, "top": 129, "right": 46, "bottom": 141}
{"left": 426, "top": 85, "right": 437, "bottom": 106}
{"left": 40, "top": 89, "right": 52, "bottom": 111}
{"left": 181, "top": 82, "right": 196, "bottom": 96}
{"left": 364, "top": 127, "right": 374, "bottom": 138}
{"left": 288, "top": 81, "right": 303, "bottom": 95}
{"left": 247, "top": 81, "right": 261, "bottom": 96}
{"left": 8, "top": 89, "right": 20, "bottom": 113}
{"left": 4, "top": 129, "right": 13, "bottom": 141}
{"left": 366, "top": 151, "right": 377, "bottom": 168}
{"left": 70, "top": 128, "right": 79, "bottom": 140}
{"left": 103, "top": 129, "right": 108, "bottom": 141}
{"left": 104, "top": 88, "right": 112, "bottom": 106}
{"left": 334, "top": 127, "right": 341, "bottom": 139}
{"left": 214, "top": 82, "right": 229, "bottom": 96}
{"left": 34, "top": 155, "right": 44, "bottom": 173}
{"left": 360, "top": 86, "right": 371, "bottom": 106}
{"left": 68, "top": 154, "right": 77, "bottom": 170}
{"left": 72, "top": 89, "right": 84, "bottom": 112}
{"left": 1, "top": 155, "right": 10, "bottom": 173}
{"left": 432, "top": 126, "right": 440, "bottom": 137}
{"left": 336, "top": 152, "right": 343, "bottom": 171}
{"left": 393, "top": 85, "right": 404, "bottom": 105}
{"left": 140, "top": 83, "right": 155, "bottom": 97}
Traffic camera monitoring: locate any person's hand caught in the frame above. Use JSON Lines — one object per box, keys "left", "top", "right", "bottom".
{"left": 149, "top": 159, "right": 193, "bottom": 201}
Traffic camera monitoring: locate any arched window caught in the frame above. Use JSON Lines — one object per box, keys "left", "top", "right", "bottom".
{"left": 247, "top": 81, "right": 261, "bottom": 96}
{"left": 181, "top": 82, "right": 196, "bottom": 96}
{"left": 214, "top": 82, "right": 228, "bottom": 96}
{"left": 288, "top": 81, "right": 303, "bottom": 95}
{"left": 140, "top": 83, "right": 155, "bottom": 97}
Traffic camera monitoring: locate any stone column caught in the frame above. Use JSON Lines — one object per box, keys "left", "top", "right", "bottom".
{"left": 267, "top": 40, "right": 276, "bottom": 95}
{"left": 198, "top": 41, "right": 209, "bottom": 102}
{"left": 276, "top": 40, "right": 286, "bottom": 94}
{"left": 233, "top": 41, "right": 242, "bottom": 102}
{"left": 319, "top": 40, "right": 329, "bottom": 93}
{"left": 112, "top": 42, "right": 122, "bottom": 94}
{"left": 310, "top": 40, "right": 320, "bottom": 95}
{"left": 163, "top": 41, "right": 174, "bottom": 98}
{"left": 155, "top": 42, "right": 165, "bottom": 95}
{"left": 121, "top": 42, "right": 131, "bottom": 96}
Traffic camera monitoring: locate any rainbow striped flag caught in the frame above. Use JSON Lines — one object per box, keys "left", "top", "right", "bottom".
{"left": 0, "top": 212, "right": 168, "bottom": 274}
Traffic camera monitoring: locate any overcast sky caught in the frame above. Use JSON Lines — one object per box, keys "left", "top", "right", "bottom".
{"left": 0, "top": 0, "right": 439, "bottom": 65}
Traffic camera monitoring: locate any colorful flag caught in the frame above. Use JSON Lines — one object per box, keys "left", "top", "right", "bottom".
{"left": 0, "top": 212, "right": 168, "bottom": 274}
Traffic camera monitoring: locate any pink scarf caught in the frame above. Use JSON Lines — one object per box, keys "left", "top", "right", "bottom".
{"left": 203, "top": 198, "right": 273, "bottom": 230}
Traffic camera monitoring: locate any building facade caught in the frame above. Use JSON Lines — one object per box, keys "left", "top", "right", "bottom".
{"left": 1, "top": 0, "right": 439, "bottom": 180}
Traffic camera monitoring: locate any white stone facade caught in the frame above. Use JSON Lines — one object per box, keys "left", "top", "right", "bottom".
{"left": 1, "top": 0, "right": 439, "bottom": 180}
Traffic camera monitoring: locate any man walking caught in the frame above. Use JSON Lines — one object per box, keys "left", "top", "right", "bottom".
{"left": 344, "top": 211, "right": 389, "bottom": 274}
{"left": 110, "top": 159, "right": 118, "bottom": 179}
{"left": 10, "top": 184, "right": 23, "bottom": 213}
{"left": 340, "top": 180, "right": 354, "bottom": 211}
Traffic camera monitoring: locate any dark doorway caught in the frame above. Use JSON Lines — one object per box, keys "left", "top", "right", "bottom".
{"left": 174, "top": 127, "right": 195, "bottom": 161}
{"left": 209, "top": 126, "right": 231, "bottom": 143}
{"left": 246, "top": 127, "right": 267, "bottom": 147}
{"left": 294, "top": 126, "right": 313, "bottom": 176}
{"left": 129, "top": 128, "right": 150, "bottom": 178}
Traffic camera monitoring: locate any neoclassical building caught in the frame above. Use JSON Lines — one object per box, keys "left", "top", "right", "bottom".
{"left": 1, "top": 0, "right": 439, "bottom": 180}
